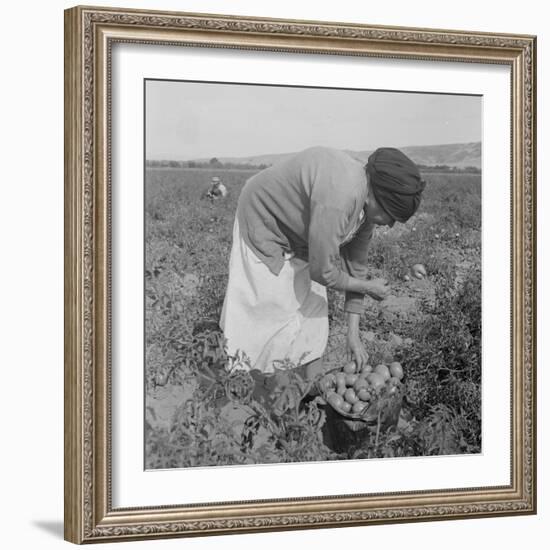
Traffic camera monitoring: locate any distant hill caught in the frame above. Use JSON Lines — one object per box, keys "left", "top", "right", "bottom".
{"left": 193, "top": 142, "right": 481, "bottom": 170}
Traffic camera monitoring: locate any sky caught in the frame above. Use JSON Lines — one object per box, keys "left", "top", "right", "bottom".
{"left": 145, "top": 79, "right": 481, "bottom": 161}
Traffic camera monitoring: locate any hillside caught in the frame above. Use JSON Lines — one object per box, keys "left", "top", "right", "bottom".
{"left": 194, "top": 142, "right": 481, "bottom": 170}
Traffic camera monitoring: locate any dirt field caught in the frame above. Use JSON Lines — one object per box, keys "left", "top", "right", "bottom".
{"left": 144, "top": 167, "right": 482, "bottom": 468}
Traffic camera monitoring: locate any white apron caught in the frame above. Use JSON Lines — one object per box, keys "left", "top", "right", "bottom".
{"left": 220, "top": 218, "right": 329, "bottom": 373}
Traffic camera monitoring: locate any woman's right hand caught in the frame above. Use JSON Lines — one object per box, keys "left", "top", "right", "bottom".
{"left": 364, "top": 278, "right": 391, "bottom": 301}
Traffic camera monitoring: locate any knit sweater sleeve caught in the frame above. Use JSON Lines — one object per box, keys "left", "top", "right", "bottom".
{"left": 340, "top": 221, "right": 374, "bottom": 314}
{"left": 307, "top": 202, "right": 352, "bottom": 290}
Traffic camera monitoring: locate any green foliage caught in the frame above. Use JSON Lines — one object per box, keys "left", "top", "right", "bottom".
{"left": 145, "top": 167, "right": 482, "bottom": 467}
{"left": 391, "top": 266, "right": 482, "bottom": 452}
{"left": 145, "top": 332, "right": 338, "bottom": 468}
{"left": 364, "top": 174, "right": 481, "bottom": 281}
{"left": 357, "top": 403, "right": 479, "bottom": 459}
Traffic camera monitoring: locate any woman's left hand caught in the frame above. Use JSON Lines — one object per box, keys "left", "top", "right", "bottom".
{"left": 346, "top": 331, "right": 369, "bottom": 370}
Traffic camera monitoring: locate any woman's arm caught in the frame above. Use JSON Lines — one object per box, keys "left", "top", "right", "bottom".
{"left": 308, "top": 205, "right": 390, "bottom": 298}
{"left": 341, "top": 220, "right": 391, "bottom": 311}
{"left": 307, "top": 204, "right": 357, "bottom": 290}
{"left": 341, "top": 222, "right": 390, "bottom": 366}
{"left": 346, "top": 311, "right": 369, "bottom": 368}
{"left": 340, "top": 221, "right": 373, "bottom": 315}
{"left": 346, "top": 277, "right": 390, "bottom": 299}
{"left": 344, "top": 280, "right": 389, "bottom": 367}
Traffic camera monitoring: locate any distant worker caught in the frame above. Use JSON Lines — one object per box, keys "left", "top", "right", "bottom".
{"left": 206, "top": 176, "right": 228, "bottom": 200}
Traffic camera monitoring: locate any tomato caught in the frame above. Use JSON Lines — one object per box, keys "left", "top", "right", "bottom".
{"left": 374, "top": 364, "right": 391, "bottom": 381}
{"left": 327, "top": 392, "right": 344, "bottom": 410}
{"left": 344, "top": 388, "right": 359, "bottom": 404}
{"left": 341, "top": 401, "right": 352, "bottom": 413}
{"left": 343, "top": 361, "right": 357, "bottom": 374}
{"left": 361, "top": 364, "right": 373, "bottom": 375}
{"left": 337, "top": 383, "right": 347, "bottom": 396}
{"left": 357, "top": 388, "right": 371, "bottom": 401}
{"left": 389, "top": 361, "right": 404, "bottom": 380}
{"left": 352, "top": 401, "right": 367, "bottom": 414}
{"left": 366, "top": 373, "right": 386, "bottom": 391}
{"left": 354, "top": 379, "right": 368, "bottom": 392}
{"left": 335, "top": 372, "right": 346, "bottom": 387}
{"left": 319, "top": 375, "right": 335, "bottom": 393}
{"left": 345, "top": 373, "right": 358, "bottom": 387}
{"left": 388, "top": 376, "right": 401, "bottom": 386}
{"left": 411, "top": 263, "right": 427, "bottom": 279}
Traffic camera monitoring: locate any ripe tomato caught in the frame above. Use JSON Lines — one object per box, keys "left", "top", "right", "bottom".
{"left": 374, "top": 364, "right": 391, "bottom": 381}
{"left": 343, "top": 361, "right": 357, "bottom": 374}
{"left": 319, "top": 375, "right": 335, "bottom": 393}
{"left": 411, "top": 263, "right": 427, "bottom": 279}
{"left": 354, "top": 379, "right": 368, "bottom": 392}
{"left": 366, "top": 373, "right": 386, "bottom": 390}
{"left": 389, "top": 361, "right": 404, "bottom": 380}
{"left": 361, "top": 364, "right": 373, "bottom": 375}
{"left": 341, "top": 401, "right": 352, "bottom": 413}
{"left": 337, "top": 383, "right": 347, "bottom": 396}
{"left": 327, "top": 392, "right": 344, "bottom": 410}
{"left": 345, "top": 373, "right": 358, "bottom": 387}
{"left": 352, "top": 401, "right": 367, "bottom": 414}
{"left": 388, "top": 376, "right": 401, "bottom": 386}
{"left": 344, "top": 388, "right": 359, "bottom": 404}
{"left": 357, "top": 388, "right": 371, "bottom": 401}
{"left": 335, "top": 372, "right": 346, "bottom": 387}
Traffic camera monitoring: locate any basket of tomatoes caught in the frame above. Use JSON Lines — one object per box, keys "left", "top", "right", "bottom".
{"left": 317, "top": 360, "right": 405, "bottom": 432}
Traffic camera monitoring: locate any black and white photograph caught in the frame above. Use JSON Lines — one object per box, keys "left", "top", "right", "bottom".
{"left": 144, "top": 79, "right": 482, "bottom": 469}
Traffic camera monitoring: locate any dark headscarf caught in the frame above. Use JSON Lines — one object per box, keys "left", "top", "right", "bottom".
{"left": 366, "top": 148, "right": 426, "bottom": 223}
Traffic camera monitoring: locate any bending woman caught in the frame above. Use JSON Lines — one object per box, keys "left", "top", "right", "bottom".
{"left": 220, "top": 146, "right": 425, "bottom": 380}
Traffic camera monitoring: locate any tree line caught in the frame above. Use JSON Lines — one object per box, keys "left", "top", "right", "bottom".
{"left": 145, "top": 157, "right": 269, "bottom": 171}
{"left": 146, "top": 157, "right": 480, "bottom": 174}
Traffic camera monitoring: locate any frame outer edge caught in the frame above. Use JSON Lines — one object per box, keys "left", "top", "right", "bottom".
{"left": 527, "top": 35, "right": 537, "bottom": 513}
{"left": 532, "top": 36, "right": 537, "bottom": 514}
{"left": 66, "top": 5, "right": 537, "bottom": 543}
{"left": 64, "top": 6, "right": 85, "bottom": 545}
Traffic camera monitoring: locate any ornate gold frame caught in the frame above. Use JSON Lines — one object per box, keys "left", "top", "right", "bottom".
{"left": 64, "top": 5, "right": 537, "bottom": 544}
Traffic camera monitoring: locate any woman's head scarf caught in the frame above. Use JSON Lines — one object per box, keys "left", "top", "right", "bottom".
{"left": 366, "top": 148, "right": 426, "bottom": 223}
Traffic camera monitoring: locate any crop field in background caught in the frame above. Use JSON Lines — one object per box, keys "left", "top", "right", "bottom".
{"left": 144, "top": 166, "right": 482, "bottom": 468}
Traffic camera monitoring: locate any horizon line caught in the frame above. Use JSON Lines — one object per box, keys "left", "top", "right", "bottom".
{"left": 146, "top": 140, "right": 482, "bottom": 163}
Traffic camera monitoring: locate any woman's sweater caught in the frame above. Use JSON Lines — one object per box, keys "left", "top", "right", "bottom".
{"left": 236, "top": 146, "right": 374, "bottom": 314}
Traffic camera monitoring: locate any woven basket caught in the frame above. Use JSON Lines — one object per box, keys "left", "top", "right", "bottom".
{"left": 316, "top": 366, "right": 404, "bottom": 432}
